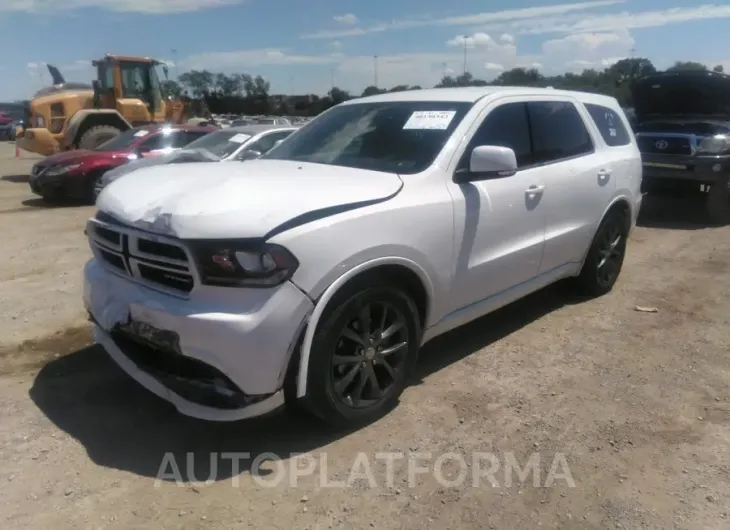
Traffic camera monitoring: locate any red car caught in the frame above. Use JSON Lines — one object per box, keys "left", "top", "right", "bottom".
{"left": 0, "top": 112, "right": 14, "bottom": 126}
{"left": 29, "top": 124, "right": 215, "bottom": 203}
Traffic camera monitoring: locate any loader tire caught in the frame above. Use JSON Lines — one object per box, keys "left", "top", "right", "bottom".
{"left": 78, "top": 125, "right": 123, "bottom": 150}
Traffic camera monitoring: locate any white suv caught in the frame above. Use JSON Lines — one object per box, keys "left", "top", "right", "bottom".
{"left": 84, "top": 87, "right": 642, "bottom": 426}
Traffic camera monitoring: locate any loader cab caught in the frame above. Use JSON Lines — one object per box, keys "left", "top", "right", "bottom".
{"left": 93, "top": 56, "right": 167, "bottom": 125}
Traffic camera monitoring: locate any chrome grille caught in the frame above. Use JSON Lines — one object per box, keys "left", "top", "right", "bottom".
{"left": 87, "top": 217, "right": 196, "bottom": 296}
{"left": 636, "top": 135, "right": 692, "bottom": 155}
{"left": 634, "top": 132, "right": 712, "bottom": 156}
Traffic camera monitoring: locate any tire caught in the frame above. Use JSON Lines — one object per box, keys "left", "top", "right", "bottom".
{"left": 77, "top": 125, "right": 123, "bottom": 150}
{"left": 573, "top": 210, "right": 629, "bottom": 297}
{"left": 84, "top": 171, "right": 104, "bottom": 204}
{"left": 706, "top": 176, "right": 730, "bottom": 226}
{"left": 302, "top": 281, "right": 421, "bottom": 427}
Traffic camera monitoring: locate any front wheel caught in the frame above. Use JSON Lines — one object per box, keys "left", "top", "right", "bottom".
{"left": 303, "top": 282, "right": 421, "bottom": 427}
{"left": 573, "top": 210, "right": 628, "bottom": 297}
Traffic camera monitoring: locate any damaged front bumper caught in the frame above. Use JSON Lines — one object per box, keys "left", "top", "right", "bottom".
{"left": 83, "top": 258, "right": 314, "bottom": 421}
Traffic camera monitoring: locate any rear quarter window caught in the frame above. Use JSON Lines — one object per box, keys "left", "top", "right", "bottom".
{"left": 584, "top": 103, "right": 632, "bottom": 147}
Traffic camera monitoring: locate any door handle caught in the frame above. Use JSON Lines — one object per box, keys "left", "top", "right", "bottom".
{"left": 526, "top": 185, "right": 545, "bottom": 195}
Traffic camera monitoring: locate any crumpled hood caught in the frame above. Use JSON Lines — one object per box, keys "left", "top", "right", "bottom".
{"left": 96, "top": 159, "right": 403, "bottom": 239}
{"left": 100, "top": 149, "right": 220, "bottom": 184}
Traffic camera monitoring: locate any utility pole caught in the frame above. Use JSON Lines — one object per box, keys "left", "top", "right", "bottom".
{"left": 171, "top": 49, "right": 179, "bottom": 78}
{"left": 462, "top": 36, "right": 469, "bottom": 75}
{"left": 373, "top": 55, "right": 378, "bottom": 88}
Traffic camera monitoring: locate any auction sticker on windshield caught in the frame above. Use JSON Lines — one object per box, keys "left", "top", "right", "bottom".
{"left": 228, "top": 133, "right": 252, "bottom": 143}
{"left": 134, "top": 130, "right": 150, "bottom": 137}
{"left": 403, "top": 110, "right": 457, "bottom": 130}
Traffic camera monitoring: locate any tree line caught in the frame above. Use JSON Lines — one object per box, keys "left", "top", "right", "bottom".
{"left": 162, "top": 58, "right": 723, "bottom": 116}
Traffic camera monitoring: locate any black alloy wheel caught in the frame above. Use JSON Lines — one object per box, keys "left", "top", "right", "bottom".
{"left": 574, "top": 210, "right": 628, "bottom": 297}
{"left": 331, "top": 302, "right": 410, "bottom": 409}
{"left": 302, "top": 282, "right": 421, "bottom": 426}
{"left": 595, "top": 216, "right": 626, "bottom": 288}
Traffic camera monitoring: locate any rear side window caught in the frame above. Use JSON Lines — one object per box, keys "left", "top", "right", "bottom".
{"left": 137, "top": 133, "right": 167, "bottom": 151}
{"left": 248, "top": 130, "right": 293, "bottom": 154}
{"left": 174, "top": 131, "right": 209, "bottom": 147}
{"left": 584, "top": 103, "right": 632, "bottom": 146}
{"left": 527, "top": 101, "right": 594, "bottom": 164}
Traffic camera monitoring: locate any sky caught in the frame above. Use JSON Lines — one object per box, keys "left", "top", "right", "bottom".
{"left": 1, "top": 0, "right": 729, "bottom": 101}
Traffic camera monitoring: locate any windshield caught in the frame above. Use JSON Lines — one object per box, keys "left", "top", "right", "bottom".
{"left": 183, "top": 129, "right": 252, "bottom": 159}
{"left": 262, "top": 101, "right": 473, "bottom": 174}
{"left": 95, "top": 128, "right": 151, "bottom": 152}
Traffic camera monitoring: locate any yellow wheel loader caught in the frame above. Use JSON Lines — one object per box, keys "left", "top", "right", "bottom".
{"left": 18, "top": 55, "right": 192, "bottom": 156}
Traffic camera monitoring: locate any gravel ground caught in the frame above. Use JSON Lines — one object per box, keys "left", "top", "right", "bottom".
{"left": 1, "top": 141, "right": 730, "bottom": 529}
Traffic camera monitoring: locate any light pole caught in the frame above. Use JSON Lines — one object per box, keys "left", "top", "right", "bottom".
{"left": 462, "top": 36, "right": 469, "bottom": 75}
{"left": 374, "top": 55, "right": 379, "bottom": 88}
{"left": 171, "top": 48, "right": 179, "bottom": 78}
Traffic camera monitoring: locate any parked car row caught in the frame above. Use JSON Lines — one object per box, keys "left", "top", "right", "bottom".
{"left": 29, "top": 123, "right": 299, "bottom": 203}
{"left": 211, "top": 113, "right": 311, "bottom": 129}
{"left": 0, "top": 112, "right": 24, "bottom": 141}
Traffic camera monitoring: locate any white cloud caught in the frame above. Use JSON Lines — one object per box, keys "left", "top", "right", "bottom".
{"left": 329, "top": 40, "right": 343, "bottom": 51}
{"left": 447, "top": 32, "right": 495, "bottom": 49}
{"left": 484, "top": 63, "right": 504, "bottom": 71}
{"left": 301, "top": 0, "right": 625, "bottom": 39}
{"left": 446, "top": 32, "right": 518, "bottom": 62}
{"left": 482, "top": 4, "right": 730, "bottom": 35}
{"left": 541, "top": 30, "right": 634, "bottom": 71}
{"left": 333, "top": 13, "right": 358, "bottom": 25}
{"left": 177, "top": 46, "right": 541, "bottom": 94}
{"left": 0, "top": 0, "right": 245, "bottom": 14}
{"left": 499, "top": 33, "right": 515, "bottom": 44}
{"left": 26, "top": 62, "right": 39, "bottom": 70}
{"left": 181, "top": 48, "right": 338, "bottom": 71}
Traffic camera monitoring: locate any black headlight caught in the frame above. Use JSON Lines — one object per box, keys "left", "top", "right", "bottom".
{"left": 187, "top": 241, "right": 299, "bottom": 288}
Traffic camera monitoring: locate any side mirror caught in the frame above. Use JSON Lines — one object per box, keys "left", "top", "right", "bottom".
{"left": 454, "top": 145, "right": 518, "bottom": 183}
{"left": 91, "top": 80, "right": 101, "bottom": 92}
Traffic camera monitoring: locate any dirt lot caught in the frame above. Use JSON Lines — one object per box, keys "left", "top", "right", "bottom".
{"left": 1, "top": 140, "right": 730, "bottom": 529}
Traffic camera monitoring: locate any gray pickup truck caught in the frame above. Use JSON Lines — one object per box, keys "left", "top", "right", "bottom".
{"left": 633, "top": 71, "right": 730, "bottom": 223}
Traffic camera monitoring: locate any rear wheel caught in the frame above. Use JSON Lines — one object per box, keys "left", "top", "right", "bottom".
{"left": 303, "top": 282, "right": 421, "bottom": 427}
{"left": 77, "top": 125, "right": 123, "bottom": 150}
{"left": 574, "top": 210, "right": 628, "bottom": 297}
